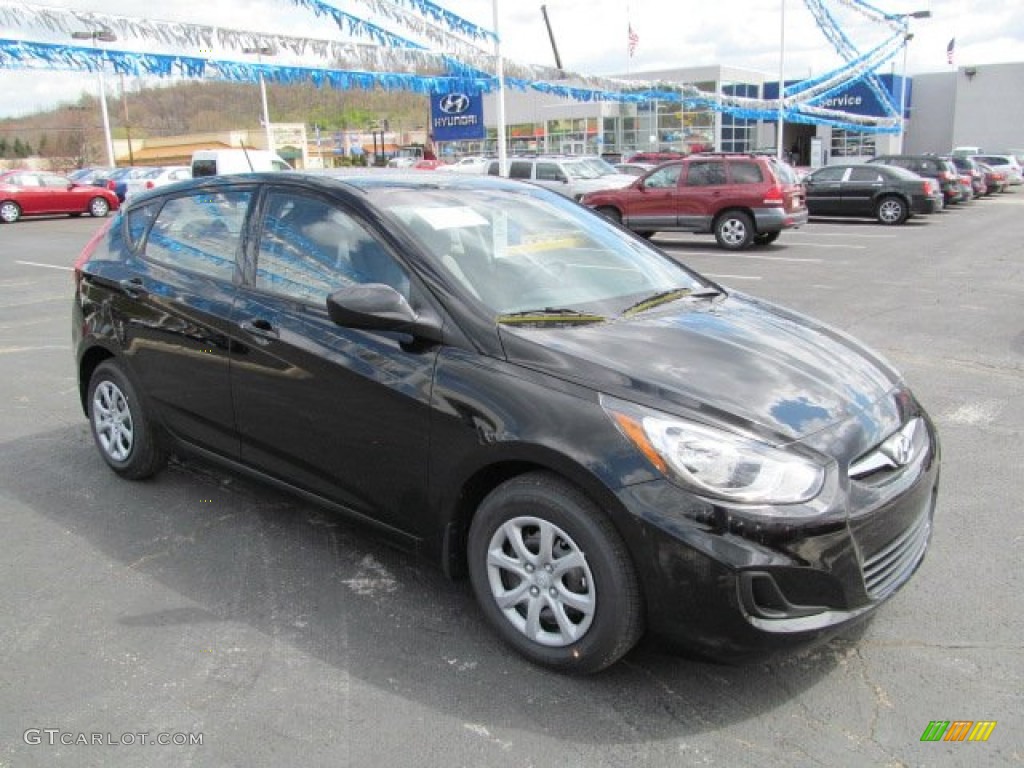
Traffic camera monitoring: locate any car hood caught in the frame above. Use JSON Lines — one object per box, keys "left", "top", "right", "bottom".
{"left": 498, "top": 292, "right": 902, "bottom": 442}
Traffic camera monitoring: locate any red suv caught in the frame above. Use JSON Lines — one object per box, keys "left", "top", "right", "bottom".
{"left": 581, "top": 153, "right": 808, "bottom": 249}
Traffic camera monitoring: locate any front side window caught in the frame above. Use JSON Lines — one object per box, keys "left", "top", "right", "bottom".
{"left": 255, "top": 191, "right": 409, "bottom": 305}
{"left": 809, "top": 167, "right": 847, "bottom": 183}
{"left": 535, "top": 163, "right": 565, "bottom": 182}
{"left": 144, "top": 190, "right": 251, "bottom": 281}
{"left": 644, "top": 165, "right": 682, "bottom": 189}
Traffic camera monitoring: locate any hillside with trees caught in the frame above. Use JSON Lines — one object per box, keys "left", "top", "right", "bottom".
{"left": 0, "top": 78, "right": 430, "bottom": 168}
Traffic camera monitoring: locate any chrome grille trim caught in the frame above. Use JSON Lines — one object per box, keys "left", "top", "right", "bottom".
{"left": 862, "top": 511, "right": 931, "bottom": 599}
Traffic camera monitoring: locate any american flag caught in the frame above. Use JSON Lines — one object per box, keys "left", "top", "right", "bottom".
{"left": 946, "top": 37, "right": 955, "bottom": 65}
{"left": 628, "top": 24, "right": 639, "bottom": 58}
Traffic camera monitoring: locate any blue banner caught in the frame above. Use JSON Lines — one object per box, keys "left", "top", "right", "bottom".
{"left": 430, "top": 90, "right": 485, "bottom": 142}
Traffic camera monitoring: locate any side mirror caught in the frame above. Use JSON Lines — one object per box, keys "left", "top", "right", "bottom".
{"left": 326, "top": 283, "right": 442, "bottom": 343}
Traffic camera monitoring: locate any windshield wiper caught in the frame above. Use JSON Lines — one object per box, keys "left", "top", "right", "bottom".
{"left": 621, "top": 287, "right": 721, "bottom": 316}
{"left": 497, "top": 307, "right": 606, "bottom": 326}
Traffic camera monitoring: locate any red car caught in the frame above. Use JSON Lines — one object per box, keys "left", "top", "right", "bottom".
{"left": 0, "top": 170, "right": 119, "bottom": 223}
{"left": 581, "top": 153, "right": 808, "bottom": 249}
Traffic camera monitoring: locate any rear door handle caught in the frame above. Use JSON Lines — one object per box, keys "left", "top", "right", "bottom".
{"left": 118, "top": 277, "right": 147, "bottom": 297}
{"left": 239, "top": 318, "right": 279, "bottom": 341}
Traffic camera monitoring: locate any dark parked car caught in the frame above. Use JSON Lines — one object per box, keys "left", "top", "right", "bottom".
{"left": 0, "top": 170, "right": 119, "bottom": 223}
{"left": 945, "top": 155, "right": 987, "bottom": 198}
{"left": 93, "top": 166, "right": 148, "bottom": 202}
{"left": 581, "top": 153, "right": 808, "bottom": 249}
{"left": 803, "top": 163, "right": 941, "bottom": 224}
{"left": 867, "top": 154, "right": 963, "bottom": 205}
{"left": 73, "top": 172, "right": 939, "bottom": 673}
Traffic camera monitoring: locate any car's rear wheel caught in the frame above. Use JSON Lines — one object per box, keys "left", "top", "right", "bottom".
{"left": 596, "top": 206, "right": 621, "bottom": 225}
{"left": 0, "top": 200, "right": 21, "bottom": 223}
{"left": 714, "top": 211, "right": 754, "bottom": 249}
{"left": 875, "top": 195, "right": 908, "bottom": 225}
{"left": 467, "top": 472, "right": 643, "bottom": 674}
{"left": 753, "top": 231, "right": 780, "bottom": 246}
{"left": 87, "top": 360, "right": 166, "bottom": 479}
{"left": 89, "top": 197, "right": 111, "bottom": 218}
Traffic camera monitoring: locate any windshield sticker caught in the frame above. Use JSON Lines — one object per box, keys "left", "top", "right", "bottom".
{"left": 414, "top": 206, "right": 489, "bottom": 230}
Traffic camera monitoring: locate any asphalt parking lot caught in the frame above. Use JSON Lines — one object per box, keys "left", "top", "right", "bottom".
{"left": 1, "top": 196, "right": 1022, "bottom": 767}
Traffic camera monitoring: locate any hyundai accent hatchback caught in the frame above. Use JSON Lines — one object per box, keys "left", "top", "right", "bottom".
{"left": 73, "top": 172, "right": 939, "bottom": 673}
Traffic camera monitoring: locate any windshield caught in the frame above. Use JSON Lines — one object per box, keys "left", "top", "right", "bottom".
{"left": 578, "top": 157, "right": 620, "bottom": 176}
{"left": 373, "top": 185, "right": 712, "bottom": 320}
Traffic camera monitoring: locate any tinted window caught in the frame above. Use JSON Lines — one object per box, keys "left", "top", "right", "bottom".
{"left": 685, "top": 161, "right": 727, "bottom": 187}
{"left": 644, "top": 165, "right": 682, "bottom": 189}
{"left": 920, "top": 159, "right": 939, "bottom": 173}
{"left": 509, "top": 162, "right": 532, "bottom": 180}
{"left": 144, "top": 191, "right": 250, "bottom": 280}
{"left": 535, "top": 162, "right": 565, "bottom": 182}
{"left": 729, "top": 161, "right": 764, "bottom": 184}
{"left": 255, "top": 191, "right": 408, "bottom": 305}
{"left": 810, "top": 167, "right": 846, "bottom": 182}
{"left": 192, "top": 160, "right": 217, "bottom": 178}
{"left": 849, "top": 167, "right": 883, "bottom": 182}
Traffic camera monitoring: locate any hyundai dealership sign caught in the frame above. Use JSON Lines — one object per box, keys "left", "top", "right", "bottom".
{"left": 430, "top": 90, "right": 485, "bottom": 141}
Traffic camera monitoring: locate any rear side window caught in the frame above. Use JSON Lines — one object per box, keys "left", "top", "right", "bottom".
{"left": 729, "top": 161, "right": 764, "bottom": 184}
{"left": 144, "top": 191, "right": 251, "bottom": 280}
{"left": 685, "top": 161, "right": 727, "bottom": 187}
{"left": 849, "top": 167, "right": 883, "bottom": 182}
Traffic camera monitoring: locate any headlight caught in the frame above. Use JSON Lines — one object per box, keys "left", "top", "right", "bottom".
{"left": 602, "top": 395, "right": 825, "bottom": 504}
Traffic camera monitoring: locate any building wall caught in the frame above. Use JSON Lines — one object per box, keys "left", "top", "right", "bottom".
{"left": 950, "top": 62, "right": 1024, "bottom": 151}
{"left": 907, "top": 71, "right": 956, "bottom": 154}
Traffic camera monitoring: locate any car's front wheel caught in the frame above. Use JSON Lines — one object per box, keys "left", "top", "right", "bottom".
{"left": 0, "top": 200, "right": 21, "bottom": 223}
{"left": 89, "top": 197, "right": 111, "bottom": 218}
{"left": 714, "top": 211, "right": 755, "bottom": 249}
{"left": 467, "top": 472, "right": 643, "bottom": 674}
{"left": 87, "top": 360, "right": 166, "bottom": 479}
{"left": 876, "top": 195, "right": 908, "bottom": 225}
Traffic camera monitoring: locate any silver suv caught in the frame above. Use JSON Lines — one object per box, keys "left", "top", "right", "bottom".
{"left": 486, "top": 156, "right": 634, "bottom": 199}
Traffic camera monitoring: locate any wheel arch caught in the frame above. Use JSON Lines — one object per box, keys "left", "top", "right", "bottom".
{"left": 439, "top": 451, "right": 633, "bottom": 581}
{"left": 711, "top": 206, "right": 757, "bottom": 232}
{"left": 78, "top": 346, "right": 116, "bottom": 415}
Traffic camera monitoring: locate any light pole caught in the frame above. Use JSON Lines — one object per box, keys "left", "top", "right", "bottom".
{"left": 243, "top": 46, "right": 277, "bottom": 152}
{"left": 71, "top": 28, "right": 117, "bottom": 167}
{"left": 897, "top": 10, "right": 932, "bottom": 153}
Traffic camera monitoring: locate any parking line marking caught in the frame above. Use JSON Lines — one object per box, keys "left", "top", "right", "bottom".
{"left": 789, "top": 231, "right": 897, "bottom": 239}
{"left": 722, "top": 253, "right": 824, "bottom": 262}
{"left": 704, "top": 273, "right": 762, "bottom": 280}
{"left": 787, "top": 243, "right": 867, "bottom": 250}
{"left": 15, "top": 260, "right": 73, "bottom": 272}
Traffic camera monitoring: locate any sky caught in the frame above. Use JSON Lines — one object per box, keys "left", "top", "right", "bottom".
{"left": 1, "top": 0, "right": 1022, "bottom": 119}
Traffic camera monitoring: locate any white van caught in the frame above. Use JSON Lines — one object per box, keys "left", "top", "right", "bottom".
{"left": 191, "top": 149, "right": 292, "bottom": 177}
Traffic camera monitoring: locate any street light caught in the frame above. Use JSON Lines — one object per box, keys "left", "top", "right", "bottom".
{"left": 71, "top": 28, "right": 117, "bottom": 167}
{"left": 897, "top": 10, "right": 932, "bottom": 153}
{"left": 242, "top": 46, "right": 277, "bottom": 152}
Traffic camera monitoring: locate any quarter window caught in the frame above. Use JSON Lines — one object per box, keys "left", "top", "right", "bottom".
{"left": 144, "top": 191, "right": 250, "bottom": 281}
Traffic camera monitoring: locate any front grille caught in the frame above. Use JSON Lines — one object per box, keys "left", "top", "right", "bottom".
{"left": 862, "top": 510, "right": 930, "bottom": 599}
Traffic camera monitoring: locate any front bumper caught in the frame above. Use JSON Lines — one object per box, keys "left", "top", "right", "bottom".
{"left": 611, "top": 418, "right": 939, "bottom": 659}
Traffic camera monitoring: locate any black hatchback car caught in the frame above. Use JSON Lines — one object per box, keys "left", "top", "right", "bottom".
{"left": 73, "top": 172, "right": 940, "bottom": 673}
{"left": 803, "top": 163, "right": 941, "bottom": 224}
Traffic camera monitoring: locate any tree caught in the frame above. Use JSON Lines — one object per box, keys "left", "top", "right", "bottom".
{"left": 0, "top": 138, "right": 8, "bottom": 157}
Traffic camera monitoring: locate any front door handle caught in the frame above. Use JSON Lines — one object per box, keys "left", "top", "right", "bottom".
{"left": 239, "top": 318, "right": 279, "bottom": 341}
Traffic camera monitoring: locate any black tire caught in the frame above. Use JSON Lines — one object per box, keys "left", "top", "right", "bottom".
{"left": 467, "top": 472, "right": 643, "bottom": 674}
{"left": 713, "top": 211, "right": 754, "bottom": 250}
{"left": 0, "top": 200, "right": 21, "bottom": 223}
{"left": 875, "top": 195, "right": 908, "bottom": 225}
{"left": 596, "top": 206, "right": 621, "bottom": 225}
{"left": 753, "top": 231, "right": 780, "bottom": 246}
{"left": 635, "top": 231, "right": 655, "bottom": 239}
{"left": 86, "top": 359, "right": 167, "bottom": 479}
{"left": 89, "top": 196, "right": 111, "bottom": 218}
